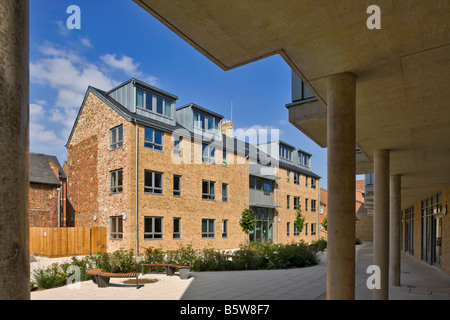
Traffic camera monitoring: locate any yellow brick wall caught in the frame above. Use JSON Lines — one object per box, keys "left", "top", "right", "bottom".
{"left": 276, "top": 167, "right": 322, "bottom": 244}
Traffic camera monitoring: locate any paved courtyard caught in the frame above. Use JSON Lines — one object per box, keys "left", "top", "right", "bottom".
{"left": 30, "top": 242, "right": 450, "bottom": 300}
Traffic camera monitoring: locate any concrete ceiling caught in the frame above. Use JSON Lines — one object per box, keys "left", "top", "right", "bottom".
{"left": 133, "top": 0, "right": 450, "bottom": 209}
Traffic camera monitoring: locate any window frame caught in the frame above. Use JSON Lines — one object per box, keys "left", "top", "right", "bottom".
{"left": 144, "top": 216, "right": 163, "bottom": 240}
{"left": 202, "top": 219, "right": 215, "bottom": 238}
{"left": 173, "top": 175, "right": 181, "bottom": 197}
{"left": 202, "top": 180, "right": 215, "bottom": 200}
{"left": 110, "top": 169, "right": 123, "bottom": 194}
{"left": 144, "top": 127, "right": 163, "bottom": 151}
{"left": 173, "top": 217, "right": 181, "bottom": 239}
{"left": 222, "top": 219, "right": 228, "bottom": 238}
{"left": 110, "top": 216, "right": 123, "bottom": 240}
{"left": 144, "top": 170, "right": 163, "bottom": 195}
{"left": 222, "top": 183, "right": 228, "bottom": 202}
{"left": 202, "top": 143, "right": 216, "bottom": 164}
{"left": 110, "top": 125, "right": 123, "bottom": 151}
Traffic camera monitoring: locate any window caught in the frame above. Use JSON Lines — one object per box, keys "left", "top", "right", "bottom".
{"left": 194, "top": 111, "right": 218, "bottom": 132}
{"left": 202, "top": 219, "right": 215, "bottom": 238}
{"left": 202, "top": 143, "right": 215, "bottom": 164}
{"left": 110, "top": 125, "right": 123, "bottom": 150}
{"left": 164, "top": 100, "right": 172, "bottom": 117}
{"left": 136, "top": 89, "right": 144, "bottom": 108}
{"left": 222, "top": 149, "right": 228, "bottom": 166}
{"left": 222, "top": 183, "right": 228, "bottom": 202}
{"left": 279, "top": 145, "right": 293, "bottom": 161}
{"left": 156, "top": 96, "right": 163, "bottom": 115}
{"left": 305, "top": 198, "right": 309, "bottom": 211}
{"left": 110, "top": 216, "right": 123, "bottom": 239}
{"left": 287, "top": 170, "right": 290, "bottom": 182}
{"left": 137, "top": 88, "right": 173, "bottom": 118}
{"left": 311, "top": 223, "right": 317, "bottom": 236}
{"left": 202, "top": 180, "right": 215, "bottom": 200}
{"left": 263, "top": 182, "right": 271, "bottom": 195}
{"left": 311, "top": 178, "right": 317, "bottom": 189}
{"left": 110, "top": 169, "right": 123, "bottom": 193}
{"left": 294, "top": 196, "right": 300, "bottom": 210}
{"left": 173, "top": 136, "right": 182, "bottom": 156}
{"left": 305, "top": 223, "right": 308, "bottom": 235}
{"left": 173, "top": 175, "right": 181, "bottom": 197}
{"left": 144, "top": 170, "right": 163, "bottom": 194}
{"left": 294, "top": 223, "right": 300, "bottom": 236}
{"left": 173, "top": 218, "right": 181, "bottom": 239}
{"left": 144, "top": 217, "right": 163, "bottom": 239}
{"left": 144, "top": 127, "right": 163, "bottom": 151}
{"left": 287, "top": 195, "right": 290, "bottom": 209}
{"left": 294, "top": 172, "right": 299, "bottom": 185}
{"left": 311, "top": 199, "right": 317, "bottom": 212}
{"left": 305, "top": 177, "right": 309, "bottom": 187}
{"left": 287, "top": 222, "right": 290, "bottom": 236}
{"left": 145, "top": 92, "right": 153, "bottom": 110}
{"left": 222, "top": 220, "right": 228, "bottom": 238}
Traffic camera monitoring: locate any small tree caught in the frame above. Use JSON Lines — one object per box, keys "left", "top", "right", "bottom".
{"left": 294, "top": 204, "right": 305, "bottom": 233}
{"left": 239, "top": 207, "right": 256, "bottom": 243}
{"left": 321, "top": 216, "right": 327, "bottom": 231}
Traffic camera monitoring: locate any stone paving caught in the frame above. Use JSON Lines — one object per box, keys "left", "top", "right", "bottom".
{"left": 30, "top": 242, "right": 450, "bottom": 300}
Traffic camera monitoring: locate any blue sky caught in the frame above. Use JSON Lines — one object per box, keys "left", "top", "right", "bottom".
{"left": 30, "top": 0, "right": 329, "bottom": 187}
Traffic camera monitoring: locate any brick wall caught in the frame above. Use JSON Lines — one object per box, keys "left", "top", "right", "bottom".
{"left": 29, "top": 183, "right": 58, "bottom": 227}
{"left": 277, "top": 167, "right": 322, "bottom": 244}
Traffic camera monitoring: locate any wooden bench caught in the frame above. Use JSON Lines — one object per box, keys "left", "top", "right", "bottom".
{"left": 167, "top": 264, "right": 191, "bottom": 280}
{"left": 141, "top": 263, "right": 168, "bottom": 275}
{"left": 141, "top": 263, "right": 191, "bottom": 280}
{"left": 96, "top": 272, "right": 140, "bottom": 289}
{"left": 87, "top": 269, "right": 103, "bottom": 284}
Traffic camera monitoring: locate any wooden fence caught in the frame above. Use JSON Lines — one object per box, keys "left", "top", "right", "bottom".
{"left": 30, "top": 227, "right": 107, "bottom": 257}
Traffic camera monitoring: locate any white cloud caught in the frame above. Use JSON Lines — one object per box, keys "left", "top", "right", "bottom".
{"left": 79, "top": 36, "right": 93, "bottom": 48}
{"left": 100, "top": 53, "right": 160, "bottom": 86}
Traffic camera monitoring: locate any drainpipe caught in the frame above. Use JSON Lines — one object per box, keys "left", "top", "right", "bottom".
{"left": 57, "top": 187, "right": 61, "bottom": 227}
{"left": 135, "top": 119, "right": 139, "bottom": 257}
{"left": 317, "top": 179, "right": 321, "bottom": 240}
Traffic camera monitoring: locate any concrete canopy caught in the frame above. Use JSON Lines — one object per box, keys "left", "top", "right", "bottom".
{"left": 133, "top": 0, "right": 450, "bottom": 209}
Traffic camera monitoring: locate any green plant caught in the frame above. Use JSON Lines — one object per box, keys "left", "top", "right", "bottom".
{"left": 32, "top": 263, "right": 66, "bottom": 290}
{"left": 309, "top": 238, "right": 327, "bottom": 253}
{"left": 294, "top": 205, "right": 305, "bottom": 233}
{"left": 321, "top": 216, "right": 327, "bottom": 231}
{"left": 239, "top": 207, "right": 256, "bottom": 241}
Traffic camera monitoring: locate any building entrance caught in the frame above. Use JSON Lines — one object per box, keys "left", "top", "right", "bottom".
{"left": 249, "top": 207, "right": 274, "bottom": 243}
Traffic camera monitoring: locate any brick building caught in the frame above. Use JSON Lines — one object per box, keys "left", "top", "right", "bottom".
{"left": 29, "top": 153, "right": 67, "bottom": 227}
{"left": 65, "top": 79, "right": 321, "bottom": 253}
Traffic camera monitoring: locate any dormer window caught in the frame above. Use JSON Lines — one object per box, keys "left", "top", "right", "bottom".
{"left": 279, "top": 145, "right": 293, "bottom": 161}
{"left": 136, "top": 88, "right": 173, "bottom": 118}
{"left": 194, "top": 111, "right": 219, "bottom": 133}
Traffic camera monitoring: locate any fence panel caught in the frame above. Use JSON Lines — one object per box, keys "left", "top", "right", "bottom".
{"left": 30, "top": 227, "right": 106, "bottom": 257}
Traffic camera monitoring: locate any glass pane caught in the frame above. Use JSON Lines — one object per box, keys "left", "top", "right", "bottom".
{"left": 155, "top": 173, "right": 162, "bottom": 188}
{"left": 111, "top": 129, "right": 117, "bottom": 144}
{"left": 117, "top": 217, "right": 123, "bottom": 233}
{"left": 156, "top": 97, "right": 163, "bottom": 114}
{"left": 202, "top": 181, "right": 208, "bottom": 194}
{"left": 136, "top": 89, "right": 143, "bottom": 107}
{"left": 208, "top": 117, "right": 213, "bottom": 131}
{"left": 117, "top": 170, "right": 123, "bottom": 186}
{"left": 145, "top": 128, "right": 154, "bottom": 143}
{"left": 173, "top": 218, "right": 180, "bottom": 233}
{"left": 164, "top": 100, "right": 171, "bottom": 117}
{"left": 199, "top": 114, "right": 205, "bottom": 129}
{"left": 155, "top": 218, "right": 162, "bottom": 232}
{"left": 145, "top": 171, "right": 153, "bottom": 187}
{"left": 210, "top": 182, "right": 215, "bottom": 196}
{"left": 209, "top": 220, "right": 214, "bottom": 235}
{"left": 154, "top": 130, "right": 162, "bottom": 145}
{"left": 144, "top": 218, "right": 153, "bottom": 233}
{"left": 145, "top": 92, "right": 153, "bottom": 110}
{"left": 193, "top": 111, "right": 199, "bottom": 128}
{"left": 118, "top": 126, "right": 123, "bottom": 142}
{"left": 174, "top": 176, "right": 180, "bottom": 191}
{"left": 202, "top": 220, "right": 207, "bottom": 233}
{"left": 111, "top": 217, "right": 117, "bottom": 233}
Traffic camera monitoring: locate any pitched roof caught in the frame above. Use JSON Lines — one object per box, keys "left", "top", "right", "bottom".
{"left": 29, "top": 153, "right": 66, "bottom": 186}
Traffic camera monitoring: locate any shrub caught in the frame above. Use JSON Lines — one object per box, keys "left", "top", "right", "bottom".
{"left": 32, "top": 263, "right": 67, "bottom": 290}
{"left": 309, "top": 239, "right": 327, "bottom": 253}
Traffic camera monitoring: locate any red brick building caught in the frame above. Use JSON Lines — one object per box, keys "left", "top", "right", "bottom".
{"left": 29, "top": 153, "right": 67, "bottom": 227}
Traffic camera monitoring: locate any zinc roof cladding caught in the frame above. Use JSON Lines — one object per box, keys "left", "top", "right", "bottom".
{"left": 29, "top": 153, "right": 66, "bottom": 186}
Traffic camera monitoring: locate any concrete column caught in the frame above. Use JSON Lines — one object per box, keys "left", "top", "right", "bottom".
{"left": 373, "top": 150, "right": 390, "bottom": 300}
{"left": 326, "top": 72, "right": 356, "bottom": 300}
{"left": 390, "top": 174, "right": 401, "bottom": 286}
{"left": 0, "top": 0, "right": 30, "bottom": 300}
